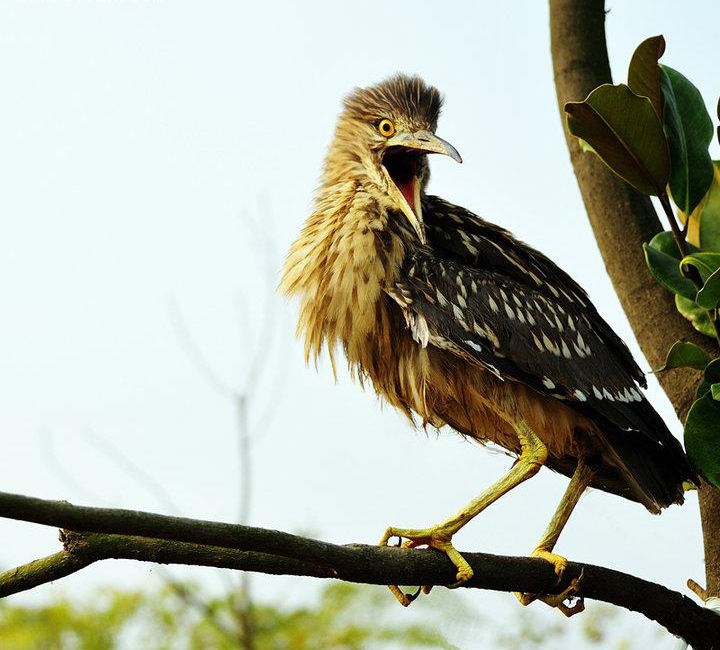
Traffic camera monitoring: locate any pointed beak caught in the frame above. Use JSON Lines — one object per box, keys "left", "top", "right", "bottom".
{"left": 385, "top": 130, "right": 462, "bottom": 163}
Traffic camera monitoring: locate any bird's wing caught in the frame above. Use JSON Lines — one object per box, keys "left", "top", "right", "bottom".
{"left": 420, "top": 195, "right": 646, "bottom": 387}
{"left": 388, "top": 196, "right": 669, "bottom": 443}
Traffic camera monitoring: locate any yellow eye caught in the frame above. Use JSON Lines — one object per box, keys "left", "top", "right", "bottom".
{"left": 377, "top": 119, "right": 396, "bottom": 138}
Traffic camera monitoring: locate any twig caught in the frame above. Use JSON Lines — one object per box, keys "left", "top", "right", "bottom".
{"left": 688, "top": 578, "right": 709, "bottom": 602}
{"left": 0, "top": 492, "right": 717, "bottom": 647}
{"left": 659, "top": 192, "right": 689, "bottom": 261}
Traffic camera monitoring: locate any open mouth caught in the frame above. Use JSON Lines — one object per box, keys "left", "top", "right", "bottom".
{"left": 382, "top": 148, "right": 422, "bottom": 215}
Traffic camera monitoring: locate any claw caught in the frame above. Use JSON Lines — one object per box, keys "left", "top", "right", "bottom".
{"left": 541, "top": 570, "right": 585, "bottom": 617}
{"left": 379, "top": 525, "right": 473, "bottom": 605}
{"left": 515, "top": 548, "right": 582, "bottom": 614}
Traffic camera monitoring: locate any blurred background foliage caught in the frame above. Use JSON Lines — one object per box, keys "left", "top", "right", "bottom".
{"left": 0, "top": 580, "right": 646, "bottom": 650}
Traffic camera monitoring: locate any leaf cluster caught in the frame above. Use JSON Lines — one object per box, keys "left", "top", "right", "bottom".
{"left": 565, "top": 35, "right": 720, "bottom": 488}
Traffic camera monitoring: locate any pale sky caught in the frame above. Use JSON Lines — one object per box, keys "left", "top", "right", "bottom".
{"left": 0, "top": 1, "right": 718, "bottom": 647}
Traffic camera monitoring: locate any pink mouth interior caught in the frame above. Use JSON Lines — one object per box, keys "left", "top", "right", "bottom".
{"left": 396, "top": 177, "right": 417, "bottom": 213}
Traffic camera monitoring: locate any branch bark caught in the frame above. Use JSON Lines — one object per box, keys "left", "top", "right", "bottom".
{"left": 548, "top": 0, "right": 720, "bottom": 596}
{"left": 0, "top": 491, "right": 718, "bottom": 648}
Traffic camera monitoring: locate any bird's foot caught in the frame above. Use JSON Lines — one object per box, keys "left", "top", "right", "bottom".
{"left": 540, "top": 570, "right": 585, "bottom": 617}
{"left": 515, "top": 549, "right": 584, "bottom": 617}
{"left": 379, "top": 524, "right": 472, "bottom": 606}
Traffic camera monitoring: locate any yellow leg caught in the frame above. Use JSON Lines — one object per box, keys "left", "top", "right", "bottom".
{"left": 379, "top": 420, "right": 547, "bottom": 606}
{"left": 515, "top": 458, "right": 596, "bottom": 616}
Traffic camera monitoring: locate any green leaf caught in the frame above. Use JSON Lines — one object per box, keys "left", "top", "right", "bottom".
{"left": 678, "top": 161, "right": 720, "bottom": 249}
{"left": 660, "top": 66, "right": 714, "bottom": 214}
{"left": 712, "top": 383, "right": 720, "bottom": 401}
{"left": 698, "top": 162, "right": 720, "bottom": 251}
{"left": 676, "top": 294, "right": 717, "bottom": 338}
{"left": 565, "top": 84, "right": 670, "bottom": 196}
{"left": 684, "top": 392, "right": 720, "bottom": 488}
{"left": 627, "top": 35, "right": 665, "bottom": 119}
{"left": 680, "top": 252, "right": 720, "bottom": 282}
{"left": 649, "top": 230, "right": 700, "bottom": 257}
{"left": 695, "top": 267, "right": 720, "bottom": 309}
{"left": 695, "top": 358, "right": 720, "bottom": 399}
{"left": 643, "top": 237, "right": 698, "bottom": 299}
{"left": 656, "top": 340, "right": 712, "bottom": 371}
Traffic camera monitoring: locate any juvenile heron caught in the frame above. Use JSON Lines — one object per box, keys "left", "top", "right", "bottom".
{"left": 280, "top": 74, "right": 694, "bottom": 613}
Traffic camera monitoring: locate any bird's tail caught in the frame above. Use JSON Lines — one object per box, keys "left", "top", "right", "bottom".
{"left": 594, "top": 426, "right": 695, "bottom": 513}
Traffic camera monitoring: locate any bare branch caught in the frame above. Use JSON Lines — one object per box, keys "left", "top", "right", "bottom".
{"left": 0, "top": 490, "right": 717, "bottom": 647}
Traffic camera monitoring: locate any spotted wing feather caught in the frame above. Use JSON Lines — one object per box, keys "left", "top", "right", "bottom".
{"left": 421, "top": 195, "right": 646, "bottom": 387}
{"left": 388, "top": 198, "right": 694, "bottom": 508}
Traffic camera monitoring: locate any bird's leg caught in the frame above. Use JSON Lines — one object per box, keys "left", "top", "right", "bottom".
{"left": 515, "top": 458, "right": 596, "bottom": 616}
{"left": 379, "top": 420, "right": 547, "bottom": 606}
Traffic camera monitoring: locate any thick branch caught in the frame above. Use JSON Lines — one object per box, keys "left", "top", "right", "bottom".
{"left": 0, "top": 492, "right": 718, "bottom": 647}
{"left": 548, "top": 0, "right": 720, "bottom": 596}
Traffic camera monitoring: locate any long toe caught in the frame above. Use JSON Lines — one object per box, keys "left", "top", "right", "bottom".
{"left": 379, "top": 524, "right": 473, "bottom": 605}
{"left": 514, "top": 548, "right": 572, "bottom": 609}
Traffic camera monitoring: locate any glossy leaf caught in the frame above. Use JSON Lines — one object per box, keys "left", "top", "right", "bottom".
{"left": 660, "top": 66, "right": 714, "bottom": 214}
{"left": 678, "top": 161, "right": 720, "bottom": 248}
{"left": 712, "top": 383, "right": 720, "bottom": 401}
{"left": 696, "top": 358, "right": 720, "bottom": 399}
{"left": 698, "top": 162, "right": 720, "bottom": 251}
{"left": 680, "top": 252, "right": 720, "bottom": 282}
{"left": 678, "top": 160, "right": 720, "bottom": 251}
{"left": 696, "top": 268, "right": 720, "bottom": 310}
{"left": 676, "top": 294, "right": 717, "bottom": 338}
{"left": 649, "top": 230, "right": 699, "bottom": 257}
{"left": 643, "top": 236, "right": 698, "bottom": 300}
{"left": 627, "top": 35, "right": 665, "bottom": 118}
{"left": 565, "top": 84, "right": 670, "bottom": 196}
{"left": 684, "top": 392, "right": 720, "bottom": 488}
{"left": 657, "top": 340, "right": 712, "bottom": 371}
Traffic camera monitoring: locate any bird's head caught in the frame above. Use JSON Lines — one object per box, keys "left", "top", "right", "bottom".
{"left": 323, "top": 74, "right": 462, "bottom": 244}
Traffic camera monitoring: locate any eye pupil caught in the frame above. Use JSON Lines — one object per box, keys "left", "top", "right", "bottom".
{"left": 379, "top": 119, "right": 395, "bottom": 137}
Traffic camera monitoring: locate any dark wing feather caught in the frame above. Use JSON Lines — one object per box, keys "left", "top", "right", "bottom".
{"left": 387, "top": 196, "right": 694, "bottom": 508}
{"left": 421, "top": 195, "right": 646, "bottom": 387}
{"left": 394, "top": 248, "right": 659, "bottom": 438}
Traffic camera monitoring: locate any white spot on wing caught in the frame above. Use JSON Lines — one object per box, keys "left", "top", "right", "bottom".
{"left": 573, "top": 389, "right": 587, "bottom": 402}
{"left": 531, "top": 332, "right": 544, "bottom": 352}
{"left": 465, "top": 339, "right": 483, "bottom": 353}
{"left": 561, "top": 340, "right": 572, "bottom": 359}
{"left": 528, "top": 271, "right": 542, "bottom": 285}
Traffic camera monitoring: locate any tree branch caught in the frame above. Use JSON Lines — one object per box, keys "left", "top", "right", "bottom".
{"left": 0, "top": 491, "right": 717, "bottom": 648}
{"left": 548, "top": 0, "right": 720, "bottom": 597}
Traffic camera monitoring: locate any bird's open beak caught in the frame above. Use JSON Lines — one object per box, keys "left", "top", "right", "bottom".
{"left": 385, "top": 130, "right": 463, "bottom": 163}
{"left": 381, "top": 130, "right": 462, "bottom": 245}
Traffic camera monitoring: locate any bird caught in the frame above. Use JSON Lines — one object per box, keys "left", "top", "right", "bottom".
{"left": 280, "top": 74, "right": 695, "bottom": 614}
